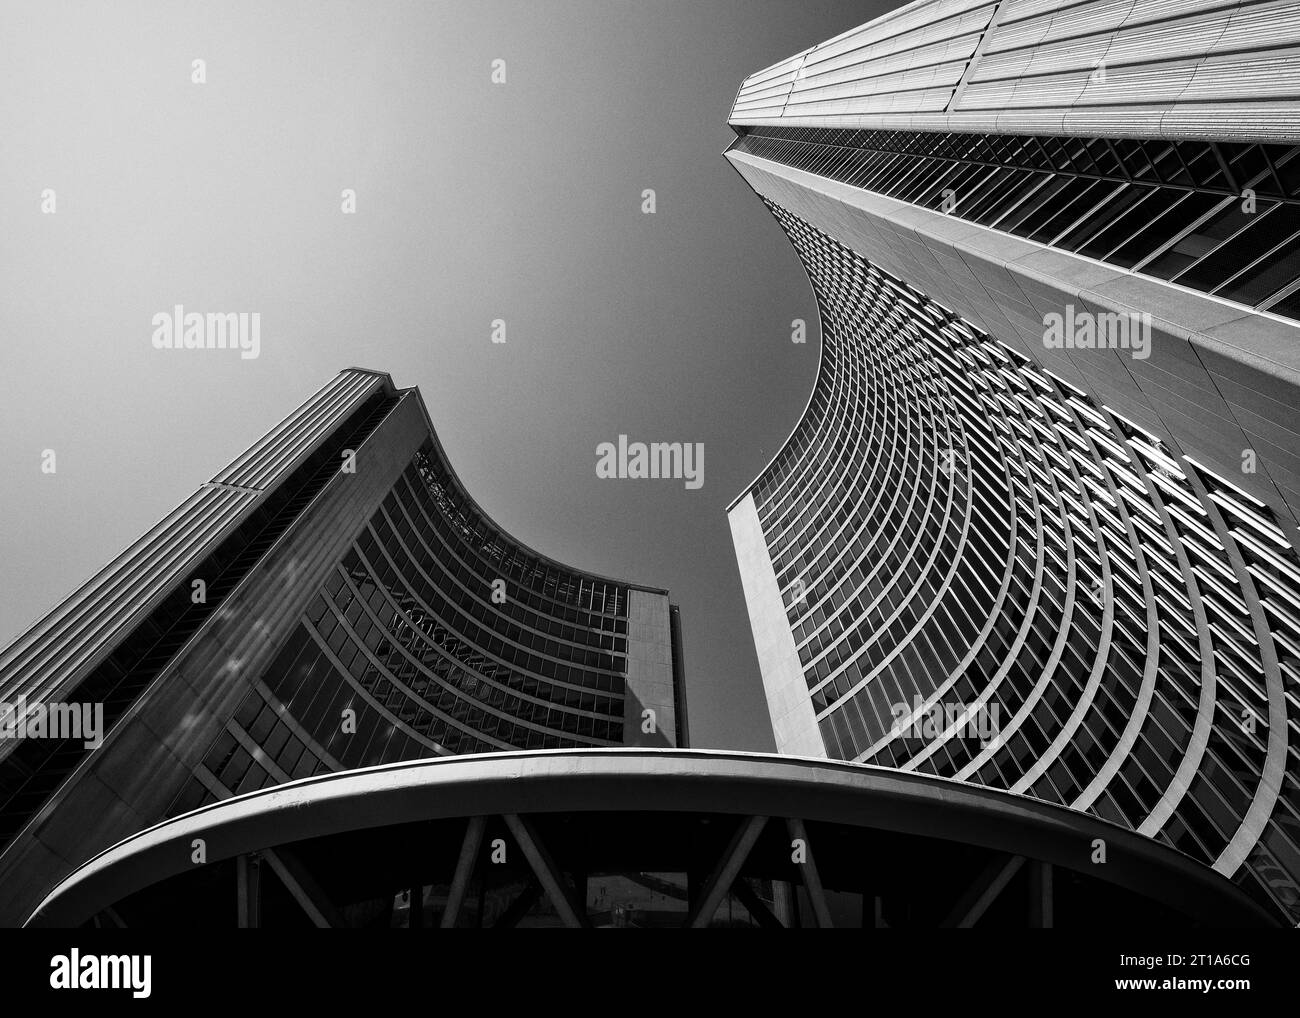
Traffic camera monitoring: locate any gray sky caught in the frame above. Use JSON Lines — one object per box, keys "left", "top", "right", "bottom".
{"left": 0, "top": 0, "right": 892, "bottom": 750}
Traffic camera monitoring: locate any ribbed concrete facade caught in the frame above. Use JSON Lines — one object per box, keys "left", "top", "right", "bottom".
{"left": 0, "top": 369, "right": 685, "bottom": 926}
{"left": 727, "top": 0, "right": 1300, "bottom": 926}
{"left": 731, "top": 0, "right": 1300, "bottom": 143}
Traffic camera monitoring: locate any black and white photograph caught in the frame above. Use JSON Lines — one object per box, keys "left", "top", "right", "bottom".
{"left": 1, "top": 0, "right": 1297, "bottom": 1001}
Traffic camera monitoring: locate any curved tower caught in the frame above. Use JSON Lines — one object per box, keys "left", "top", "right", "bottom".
{"left": 726, "top": 0, "right": 1300, "bottom": 925}
{"left": 0, "top": 368, "right": 685, "bottom": 925}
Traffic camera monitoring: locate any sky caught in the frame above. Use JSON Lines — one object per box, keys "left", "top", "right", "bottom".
{"left": 0, "top": 0, "right": 896, "bottom": 751}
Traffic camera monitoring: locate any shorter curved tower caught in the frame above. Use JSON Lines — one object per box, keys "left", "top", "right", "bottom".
{"left": 0, "top": 368, "right": 686, "bottom": 926}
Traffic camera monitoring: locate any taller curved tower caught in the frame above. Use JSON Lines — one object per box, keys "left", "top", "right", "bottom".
{"left": 0, "top": 368, "right": 686, "bottom": 926}
{"left": 726, "top": 0, "right": 1300, "bottom": 925}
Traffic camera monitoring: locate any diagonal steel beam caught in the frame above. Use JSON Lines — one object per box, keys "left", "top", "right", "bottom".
{"left": 440, "top": 815, "right": 486, "bottom": 929}
{"left": 263, "top": 848, "right": 343, "bottom": 928}
{"left": 687, "top": 815, "right": 768, "bottom": 928}
{"left": 493, "top": 880, "right": 543, "bottom": 929}
{"left": 1209, "top": 141, "right": 1238, "bottom": 193}
{"left": 731, "top": 877, "right": 786, "bottom": 929}
{"left": 785, "top": 817, "right": 833, "bottom": 928}
{"left": 503, "top": 814, "right": 589, "bottom": 929}
{"left": 941, "top": 854, "right": 1024, "bottom": 928}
